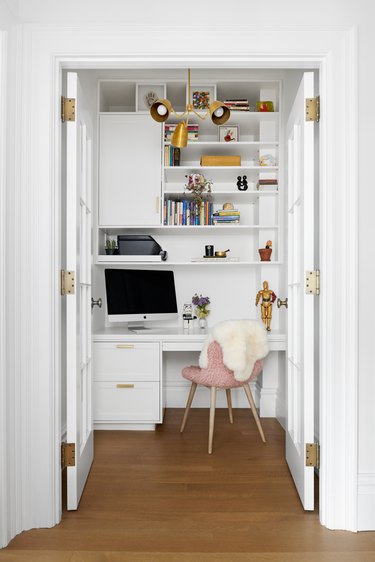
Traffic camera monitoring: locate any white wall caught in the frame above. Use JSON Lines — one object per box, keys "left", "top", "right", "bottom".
{"left": 0, "top": 0, "right": 373, "bottom": 544}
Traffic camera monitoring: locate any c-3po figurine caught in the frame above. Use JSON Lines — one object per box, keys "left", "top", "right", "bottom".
{"left": 256, "top": 280, "right": 277, "bottom": 332}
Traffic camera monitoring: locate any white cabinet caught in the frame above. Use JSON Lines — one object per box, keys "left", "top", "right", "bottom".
{"left": 99, "top": 114, "right": 161, "bottom": 226}
{"left": 93, "top": 341, "right": 161, "bottom": 427}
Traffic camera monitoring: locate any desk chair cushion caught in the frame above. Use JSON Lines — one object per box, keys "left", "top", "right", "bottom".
{"left": 199, "top": 319, "right": 268, "bottom": 382}
{"left": 182, "top": 341, "right": 263, "bottom": 388}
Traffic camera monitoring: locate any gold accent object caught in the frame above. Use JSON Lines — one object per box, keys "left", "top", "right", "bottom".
{"left": 150, "top": 69, "right": 231, "bottom": 147}
{"left": 116, "top": 344, "right": 135, "bottom": 349}
{"left": 61, "top": 442, "right": 76, "bottom": 469}
{"left": 256, "top": 101, "right": 274, "bottom": 112}
{"left": 61, "top": 270, "right": 75, "bottom": 295}
{"left": 305, "top": 270, "right": 320, "bottom": 295}
{"left": 305, "top": 96, "right": 320, "bottom": 122}
{"left": 116, "top": 383, "right": 135, "bottom": 389}
{"left": 200, "top": 155, "right": 241, "bottom": 166}
{"left": 61, "top": 96, "right": 76, "bottom": 122}
{"left": 306, "top": 443, "right": 320, "bottom": 468}
{"left": 171, "top": 121, "right": 188, "bottom": 148}
{"left": 255, "top": 280, "right": 277, "bottom": 332}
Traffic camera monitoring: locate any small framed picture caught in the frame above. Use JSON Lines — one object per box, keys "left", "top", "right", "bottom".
{"left": 136, "top": 83, "right": 166, "bottom": 112}
{"left": 218, "top": 125, "right": 240, "bottom": 142}
{"left": 188, "top": 84, "right": 217, "bottom": 110}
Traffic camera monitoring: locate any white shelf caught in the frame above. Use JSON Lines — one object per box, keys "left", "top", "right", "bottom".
{"left": 164, "top": 165, "right": 278, "bottom": 170}
{"left": 163, "top": 189, "right": 279, "bottom": 197}
{"left": 95, "top": 259, "right": 282, "bottom": 266}
{"left": 99, "top": 224, "right": 279, "bottom": 232}
{"left": 164, "top": 166, "right": 278, "bottom": 183}
{"left": 164, "top": 141, "right": 279, "bottom": 146}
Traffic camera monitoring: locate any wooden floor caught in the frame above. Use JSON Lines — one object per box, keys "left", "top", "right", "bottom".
{"left": 2, "top": 409, "right": 375, "bottom": 562}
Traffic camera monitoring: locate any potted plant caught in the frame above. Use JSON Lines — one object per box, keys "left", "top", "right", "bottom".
{"left": 258, "top": 240, "right": 272, "bottom": 261}
{"left": 192, "top": 293, "right": 210, "bottom": 329}
{"left": 105, "top": 239, "right": 118, "bottom": 255}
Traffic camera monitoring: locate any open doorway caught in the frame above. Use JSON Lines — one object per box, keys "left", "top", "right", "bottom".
{"left": 60, "top": 66, "right": 320, "bottom": 513}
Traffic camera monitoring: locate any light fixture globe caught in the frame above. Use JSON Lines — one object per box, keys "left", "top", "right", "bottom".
{"left": 210, "top": 101, "right": 231, "bottom": 125}
{"left": 150, "top": 99, "right": 173, "bottom": 123}
{"left": 171, "top": 121, "right": 188, "bottom": 148}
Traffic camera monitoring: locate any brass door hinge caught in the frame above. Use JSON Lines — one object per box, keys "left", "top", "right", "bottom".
{"left": 61, "top": 96, "right": 76, "bottom": 122}
{"left": 61, "top": 269, "right": 75, "bottom": 295}
{"left": 306, "top": 443, "right": 320, "bottom": 469}
{"left": 305, "top": 270, "right": 320, "bottom": 295}
{"left": 61, "top": 442, "right": 76, "bottom": 469}
{"left": 306, "top": 96, "right": 320, "bottom": 122}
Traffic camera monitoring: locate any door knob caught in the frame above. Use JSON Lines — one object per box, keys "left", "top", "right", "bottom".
{"left": 277, "top": 297, "right": 288, "bottom": 309}
{"left": 91, "top": 297, "right": 102, "bottom": 309}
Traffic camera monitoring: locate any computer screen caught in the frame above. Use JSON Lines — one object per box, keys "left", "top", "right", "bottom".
{"left": 104, "top": 269, "right": 178, "bottom": 328}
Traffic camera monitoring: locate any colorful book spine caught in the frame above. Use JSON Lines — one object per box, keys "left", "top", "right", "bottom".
{"left": 163, "top": 199, "right": 214, "bottom": 226}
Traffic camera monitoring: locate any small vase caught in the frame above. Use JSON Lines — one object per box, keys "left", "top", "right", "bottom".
{"left": 199, "top": 317, "right": 208, "bottom": 330}
{"left": 258, "top": 248, "right": 272, "bottom": 262}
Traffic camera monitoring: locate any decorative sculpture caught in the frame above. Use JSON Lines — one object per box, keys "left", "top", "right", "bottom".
{"left": 255, "top": 280, "right": 277, "bottom": 332}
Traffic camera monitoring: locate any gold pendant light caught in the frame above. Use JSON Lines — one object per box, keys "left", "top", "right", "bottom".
{"left": 150, "top": 69, "right": 230, "bottom": 148}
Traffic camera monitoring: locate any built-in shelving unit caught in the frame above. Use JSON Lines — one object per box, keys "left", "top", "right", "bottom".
{"left": 96, "top": 78, "right": 282, "bottom": 266}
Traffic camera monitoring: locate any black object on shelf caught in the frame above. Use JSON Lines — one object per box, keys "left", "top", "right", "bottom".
{"left": 117, "top": 235, "right": 168, "bottom": 261}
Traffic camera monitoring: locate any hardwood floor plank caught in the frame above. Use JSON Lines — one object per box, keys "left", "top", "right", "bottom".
{"left": 3, "top": 410, "right": 374, "bottom": 556}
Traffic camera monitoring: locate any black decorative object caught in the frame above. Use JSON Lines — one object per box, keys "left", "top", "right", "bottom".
{"left": 236, "top": 175, "right": 248, "bottom": 191}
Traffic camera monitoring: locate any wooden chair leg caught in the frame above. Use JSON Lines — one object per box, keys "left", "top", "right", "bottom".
{"left": 226, "top": 388, "right": 234, "bottom": 424}
{"left": 180, "top": 382, "right": 197, "bottom": 433}
{"left": 243, "top": 383, "right": 266, "bottom": 443}
{"left": 208, "top": 387, "right": 217, "bottom": 454}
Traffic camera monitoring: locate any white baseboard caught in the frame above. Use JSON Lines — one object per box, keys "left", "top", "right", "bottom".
{"left": 257, "top": 382, "right": 278, "bottom": 417}
{"left": 94, "top": 423, "right": 156, "bottom": 431}
{"left": 358, "top": 473, "right": 375, "bottom": 531}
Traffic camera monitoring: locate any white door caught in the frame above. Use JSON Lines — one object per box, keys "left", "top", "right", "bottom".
{"left": 65, "top": 72, "right": 94, "bottom": 509}
{"left": 286, "top": 72, "right": 316, "bottom": 510}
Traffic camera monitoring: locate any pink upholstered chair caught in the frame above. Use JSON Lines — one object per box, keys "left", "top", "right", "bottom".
{"left": 180, "top": 320, "right": 269, "bottom": 454}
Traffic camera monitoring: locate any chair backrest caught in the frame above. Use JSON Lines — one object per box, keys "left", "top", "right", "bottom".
{"left": 199, "top": 319, "right": 269, "bottom": 382}
{"left": 205, "top": 341, "right": 263, "bottom": 386}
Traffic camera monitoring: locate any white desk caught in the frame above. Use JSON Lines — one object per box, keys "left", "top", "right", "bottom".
{"left": 93, "top": 327, "right": 286, "bottom": 429}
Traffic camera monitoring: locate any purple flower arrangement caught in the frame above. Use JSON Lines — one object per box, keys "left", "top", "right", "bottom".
{"left": 192, "top": 293, "right": 210, "bottom": 319}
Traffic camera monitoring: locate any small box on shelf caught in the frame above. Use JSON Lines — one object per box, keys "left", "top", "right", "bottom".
{"left": 200, "top": 155, "right": 241, "bottom": 166}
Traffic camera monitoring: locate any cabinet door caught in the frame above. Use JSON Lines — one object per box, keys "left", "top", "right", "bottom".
{"left": 93, "top": 341, "right": 160, "bottom": 382}
{"left": 99, "top": 114, "right": 161, "bottom": 226}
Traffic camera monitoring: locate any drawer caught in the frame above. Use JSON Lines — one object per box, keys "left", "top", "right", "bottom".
{"left": 94, "top": 341, "right": 160, "bottom": 382}
{"left": 94, "top": 381, "right": 160, "bottom": 422}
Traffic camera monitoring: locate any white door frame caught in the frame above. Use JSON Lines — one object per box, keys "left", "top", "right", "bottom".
{"left": 0, "top": 24, "right": 358, "bottom": 547}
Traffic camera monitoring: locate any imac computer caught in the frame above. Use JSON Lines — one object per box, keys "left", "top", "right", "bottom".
{"left": 104, "top": 269, "right": 178, "bottom": 333}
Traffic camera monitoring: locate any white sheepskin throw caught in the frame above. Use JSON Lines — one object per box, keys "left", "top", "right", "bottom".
{"left": 199, "top": 319, "right": 269, "bottom": 382}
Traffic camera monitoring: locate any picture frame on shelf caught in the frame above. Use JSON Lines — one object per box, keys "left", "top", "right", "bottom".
{"left": 188, "top": 84, "right": 217, "bottom": 110}
{"left": 136, "top": 83, "right": 166, "bottom": 112}
{"left": 218, "top": 125, "right": 240, "bottom": 142}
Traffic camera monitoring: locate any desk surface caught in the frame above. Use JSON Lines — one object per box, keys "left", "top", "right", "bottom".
{"left": 93, "top": 327, "right": 286, "bottom": 350}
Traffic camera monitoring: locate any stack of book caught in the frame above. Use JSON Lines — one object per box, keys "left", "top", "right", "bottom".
{"left": 163, "top": 199, "right": 213, "bottom": 226}
{"left": 223, "top": 99, "right": 250, "bottom": 111}
{"left": 212, "top": 208, "right": 240, "bottom": 224}
{"left": 257, "top": 178, "right": 278, "bottom": 190}
{"left": 164, "top": 124, "right": 199, "bottom": 143}
{"left": 164, "top": 146, "right": 180, "bottom": 166}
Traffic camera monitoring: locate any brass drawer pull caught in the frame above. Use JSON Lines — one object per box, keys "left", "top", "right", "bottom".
{"left": 116, "top": 344, "right": 134, "bottom": 349}
{"left": 116, "top": 383, "right": 135, "bottom": 389}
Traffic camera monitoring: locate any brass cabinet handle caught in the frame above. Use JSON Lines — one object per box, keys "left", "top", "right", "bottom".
{"left": 116, "top": 384, "right": 135, "bottom": 389}
{"left": 116, "top": 344, "right": 134, "bottom": 349}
